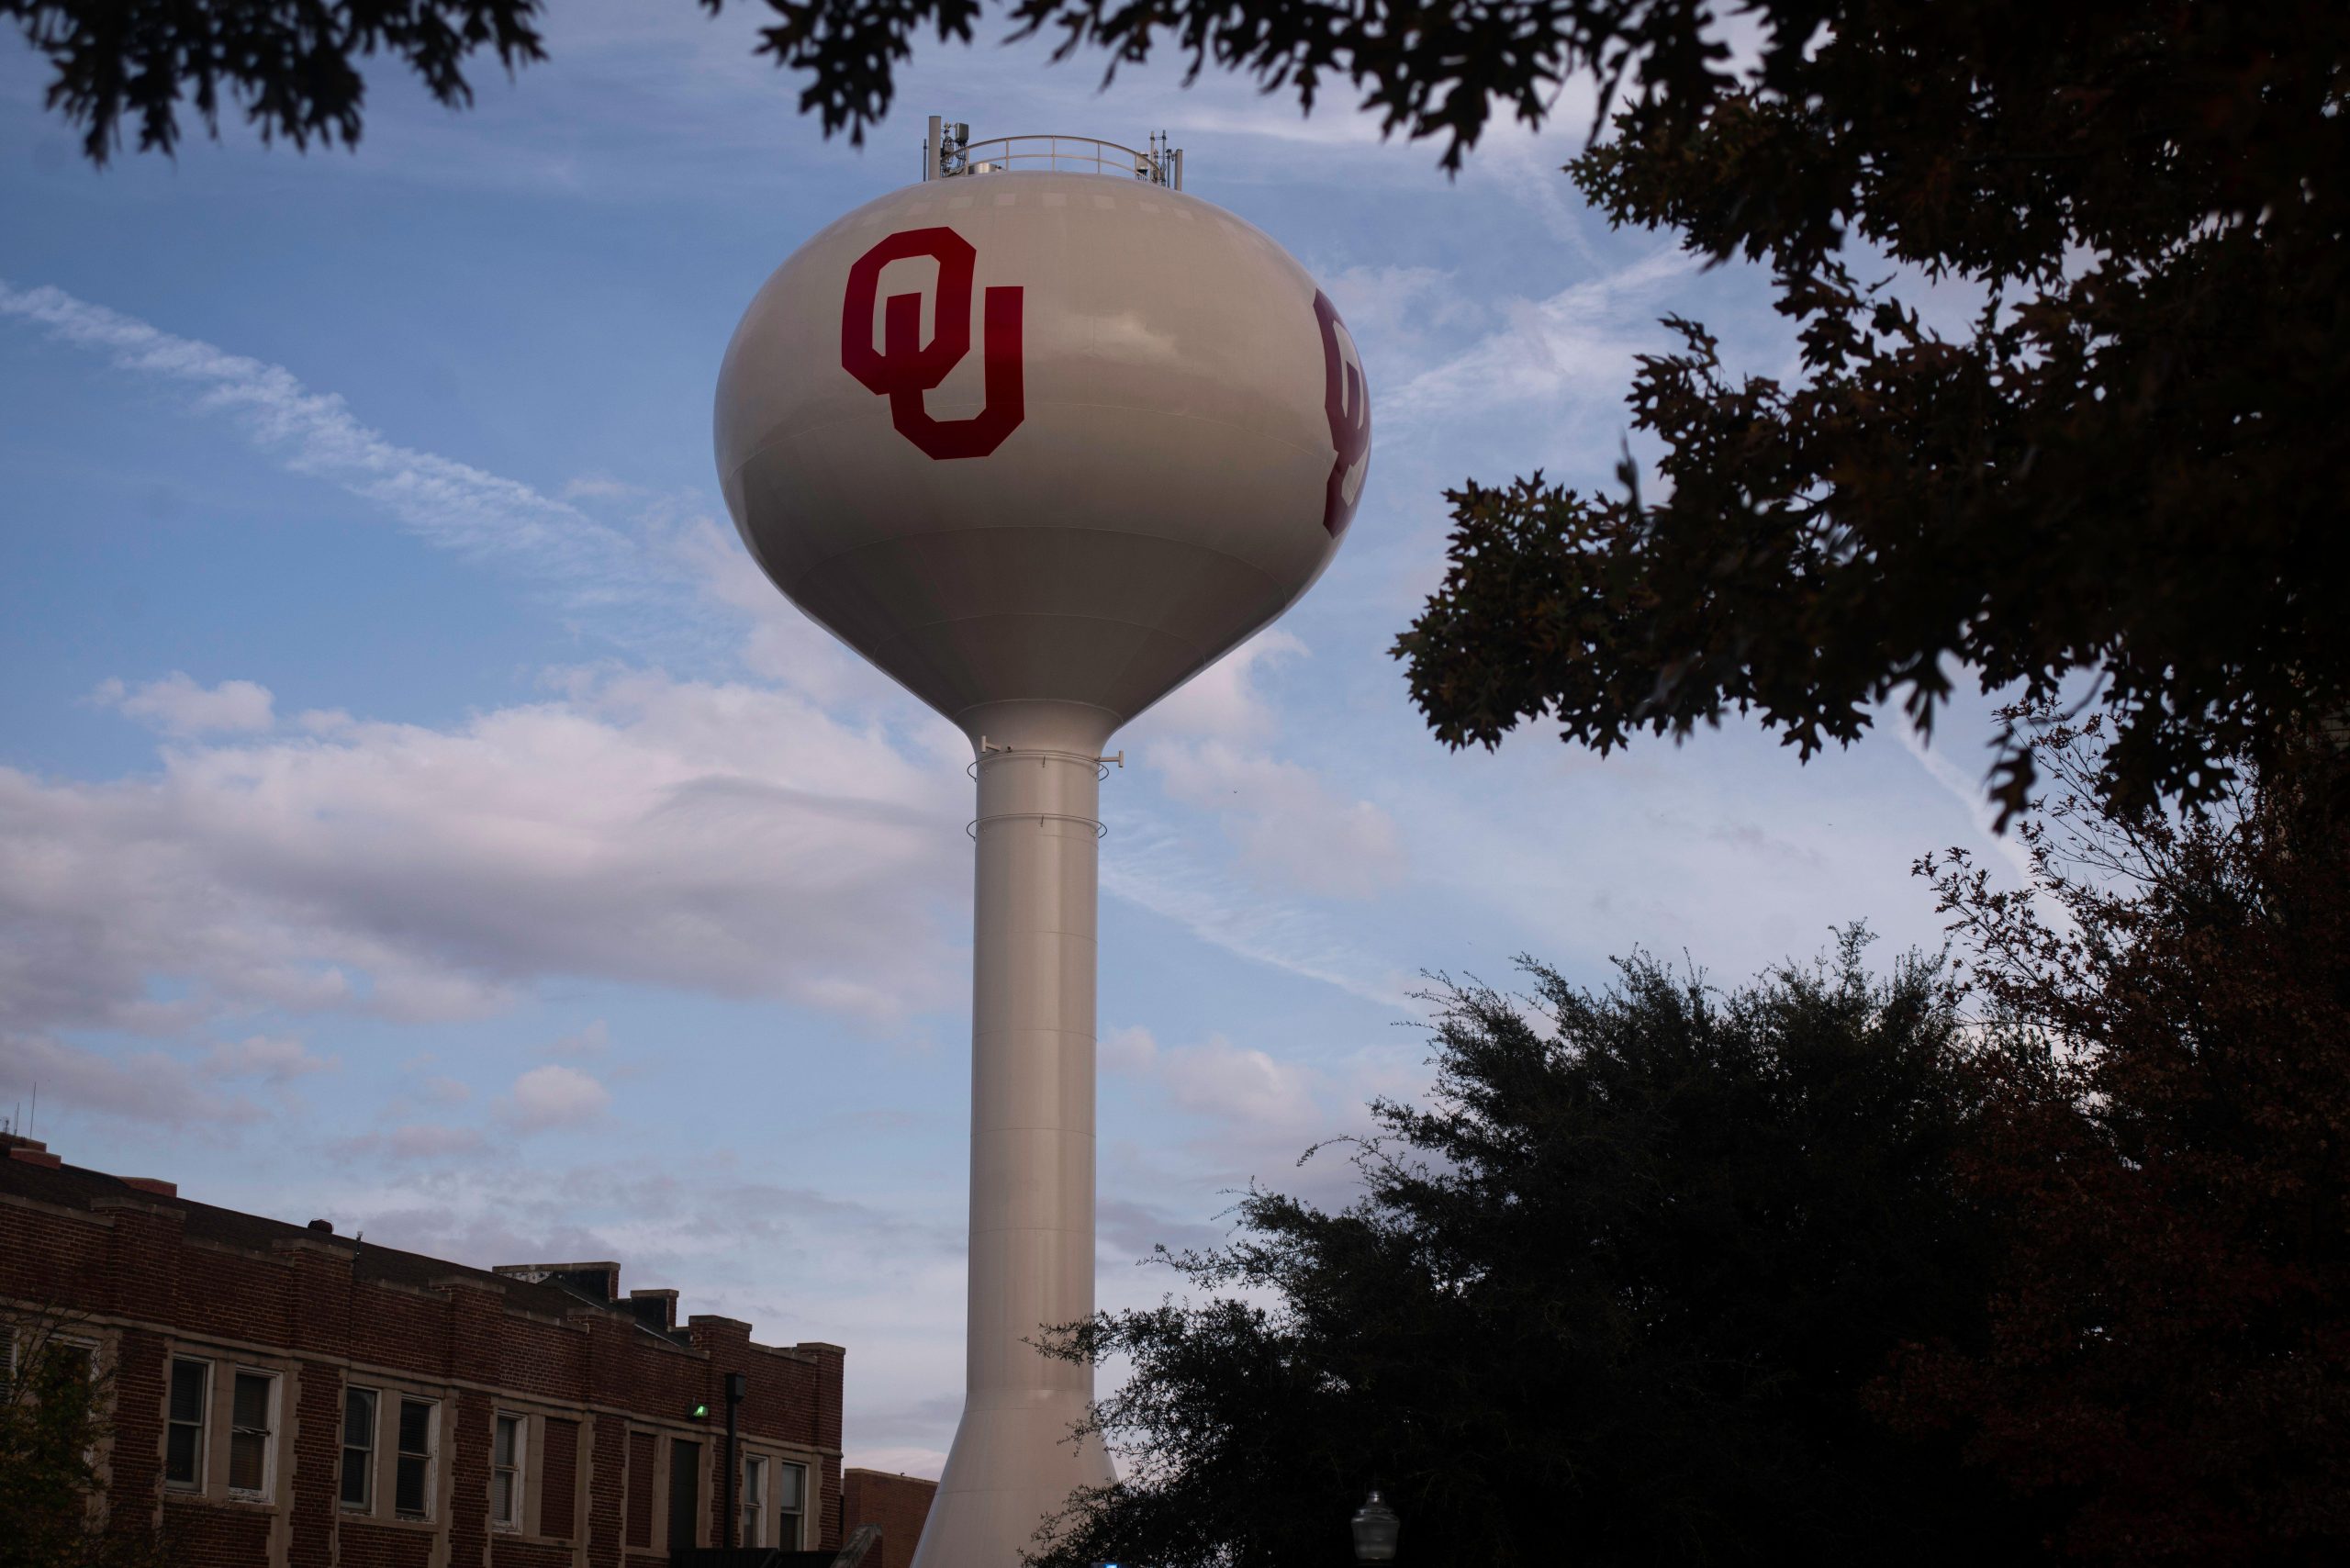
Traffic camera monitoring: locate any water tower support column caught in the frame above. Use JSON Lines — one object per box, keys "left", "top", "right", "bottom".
{"left": 921, "top": 723, "right": 1118, "bottom": 1568}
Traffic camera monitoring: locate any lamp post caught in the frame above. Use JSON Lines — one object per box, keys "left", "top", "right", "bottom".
{"left": 722, "top": 1372, "right": 747, "bottom": 1549}
{"left": 1351, "top": 1491, "right": 1401, "bottom": 1562}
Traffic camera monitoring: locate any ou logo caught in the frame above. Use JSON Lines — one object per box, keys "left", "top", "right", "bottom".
{"left": 1314, "top": 290, "right": 1371, "bottom": 538}
{"left": 841, "top": 228, "right": 1024, "bottom": 461}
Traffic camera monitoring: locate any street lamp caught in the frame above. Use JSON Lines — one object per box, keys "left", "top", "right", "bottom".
{"left": 1351, "top": 1490, "right": 1401, "bottom": 1562}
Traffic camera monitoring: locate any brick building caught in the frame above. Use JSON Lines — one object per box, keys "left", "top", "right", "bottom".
{"left": 1, "top": 1131, "right": 923, "bottom": 1566}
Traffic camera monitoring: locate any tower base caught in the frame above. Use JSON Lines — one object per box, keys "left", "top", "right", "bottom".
{"left": 912, "top": 1391, "right": 1115, "bottom": 1568}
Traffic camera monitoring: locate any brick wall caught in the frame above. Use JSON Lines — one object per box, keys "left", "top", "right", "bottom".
{"left": 843, "top": 1468, "right": 938, "bottom": 1568}
{"left": 588, "top": 1413, "right": 627, "bottom": 1567}
{"left": 286, "top": 1358, "right": 340, "bottom": 1565}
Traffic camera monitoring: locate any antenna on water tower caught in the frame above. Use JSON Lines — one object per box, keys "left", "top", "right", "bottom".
{"left": 714, "top": 119, "right": 1371, "bottom": 1568}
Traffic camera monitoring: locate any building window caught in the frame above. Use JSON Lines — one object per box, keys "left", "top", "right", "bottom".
{"left": 666, "top": 1438, "right": 701, "bottom": 1550}
{"left": 491, "top": 1413, "right": 525, "bottom": 1531}
{"left": 227, "top": 1370, "right": 276, "bottom": 1498}
{"left": 394, "top": 1397, "right": 436, "bottom": 1519}
{"left": 778, "top": 1461, "right": 806, "bottom": 1549}
{"left": 340, "top": 1386, "right": 376, "bottom": 1509}
{"left": 5, "top": 1329, "right": 95, "bottom": 1394}
{"left": 163, "top": 1359, "right": 209, "bottom": 1489}
{"left": 52, "top": 1339, "right": 95, "bottom": 1387}
{"left": 740, "top": 1454, "right": 767, "bottom": 1547}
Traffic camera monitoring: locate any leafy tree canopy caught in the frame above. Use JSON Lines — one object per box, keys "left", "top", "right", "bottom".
{"left": 14, "top": 3, "right": 2343, "bottom": 815}
{"left": 1028, "top": 934, "right": 2047, "bottom": 1568}
{"left": 1884, "top": 719, "right": 2350, "bottom": 1562}
{"left": 3, "top": 1, "right": 547, "bottom": 162}
{"left": 1397, "top": 4, "right": 2349, "bottom": 824}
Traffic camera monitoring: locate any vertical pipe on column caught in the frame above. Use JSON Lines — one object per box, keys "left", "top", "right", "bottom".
{"left": 914, "top": 739, "right": 1116, "bottom": 1568}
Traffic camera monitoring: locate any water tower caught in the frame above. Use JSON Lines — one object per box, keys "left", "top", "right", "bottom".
{"left": 714, "top": 119, "right": 1371, "bottom": 1567}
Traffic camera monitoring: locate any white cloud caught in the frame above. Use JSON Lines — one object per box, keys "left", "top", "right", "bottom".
{"left": 1101, "top": 1025, "right": 1324, "bottom": 1133}
{"left": 95, "top": 673, "right": 276, "bottom": 736}
{"left": 0, "top": 670, "right": 967, "bottom": 1041}
{"left": 1099, "top": 1024, "right": 1158, "bottom": 1074}
{"left": 1158, "top": 1036, "right": 1324, "bottom": 1131}
{"left": 497, "top": 1064, "right": 612, "bottom": 1133}
{"left": 0, "top": 1033, "right": 260, "bottom": 1128}
{"left": 202, "top": 1034, "right": 333, "bottom": 1083}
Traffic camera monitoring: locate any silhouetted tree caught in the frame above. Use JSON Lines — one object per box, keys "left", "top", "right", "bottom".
{"left": 1026, "top": 934, "right": 2047, "bottom": 1568}
{"left": 1879, "top": 718, "right": 2350, "bottom": 1562}
{"left": 3, "top": 1, "right": 546, "bottom": 162}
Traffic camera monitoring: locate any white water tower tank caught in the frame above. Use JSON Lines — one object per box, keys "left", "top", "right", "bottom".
{"left": 714, "top": 124, "right": 1371, "bottom": 1568}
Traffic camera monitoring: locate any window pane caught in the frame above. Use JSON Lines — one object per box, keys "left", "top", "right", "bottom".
{"left": 229, "top": 1429, "right": 265, "bottom": 1491}
{"left": 667, "top": 1439, "right": 700, "bottom": 1550}
{"left": 169, "top": 1360, "right": 207, "bottom": 1424}
{"left": 165, "top": 1424, "right": 199, "bottom": 1485}
{"left": 743, "top": 1456, "right": 764, "bottom": 1506}
{"left": 231, "top": 1372, "right": 271, "bottom": 1431}
{"left": 494, "top": 1414, "right": 518, "bottom": 1466}
{"left": 396, "top": 1453, "right": 427, "bottom": 1516}
{"left": 492, "top": 1470, "right": 516, "bottom": 1523}
{"left": 343, "top": 1388, "right": 375, "bottom": 1449}
{"left": 777, "top": 1462, "right": 805, "bottom": 1510}
{"left": 397, "top": 1399, "right": 431, "bottom": 1456}
{"left": 341, "top": 1446, "right": 369, "bottom": 1506}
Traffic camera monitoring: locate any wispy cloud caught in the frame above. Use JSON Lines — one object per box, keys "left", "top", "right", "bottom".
{"left": 1102, "top": 816, "right": 1412, "bottom": 1008}
{"left": 0, "top": 280, "right": 698, "bottom": 644}
{"left": 1896, "top": 722, "right": 2042, "bottom": 891}
{"left": 1385, "top": 245, "right": 1696, "bottom": 419}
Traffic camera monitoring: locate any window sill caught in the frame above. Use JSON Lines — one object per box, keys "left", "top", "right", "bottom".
{"left": 346, "top": 1513, "right": 440, "bottom": 1534}
{"left": 163, "top": 1492, "right": 278, "bottom": 1513}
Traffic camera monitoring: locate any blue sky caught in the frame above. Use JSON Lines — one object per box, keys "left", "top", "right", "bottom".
{"left": 1, "top": 5, "right": 2029, "bottom": 1473}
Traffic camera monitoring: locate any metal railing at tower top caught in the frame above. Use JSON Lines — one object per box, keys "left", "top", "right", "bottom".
{"left": 921, "top": 116, "right": 1184, "bottom": 190}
